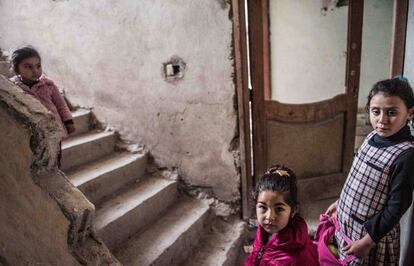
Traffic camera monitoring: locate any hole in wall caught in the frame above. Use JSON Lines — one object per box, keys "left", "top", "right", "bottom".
{"left": 172, "top": 65, "right": 180, "bottom": 75}
{"left": 163, "top": 56, "right": 186, "bottom": 83}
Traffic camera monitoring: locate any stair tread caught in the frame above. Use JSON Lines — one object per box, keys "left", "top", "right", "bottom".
{"left": 300, "top": 197, "right": 337, "bottom": 235}
{"left": 115, "top": 197, "right": 209, "bottom": 265}
{"left": 66, "top": 152, "right": 145, "bottom": 187}
{"left": 62, "top": 130, "right": 114, "bottom": 149}
{"left": 95, "top": 177, "right": 176, "bottom": 231}
{"left": 183, "top": 217, "right": 246, "bottom": 266}
{"left": 71, "top": 108, "right": 90, "bottom": 118}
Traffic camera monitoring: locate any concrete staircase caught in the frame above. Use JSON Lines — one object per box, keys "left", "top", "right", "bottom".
{"left": 64, "top": 107, "right": 247, "bottom": 266}
{"left": 0, "top": 51, "right": 247, "bottom": 265}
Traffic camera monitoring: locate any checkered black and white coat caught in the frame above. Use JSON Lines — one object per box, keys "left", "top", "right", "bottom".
{"left": 336, "top": 131, "right": 414, "bottom": 265}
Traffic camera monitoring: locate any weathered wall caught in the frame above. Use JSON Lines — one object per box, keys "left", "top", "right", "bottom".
{"left": 0, "top": 0, "right": 240, "bottom": 202}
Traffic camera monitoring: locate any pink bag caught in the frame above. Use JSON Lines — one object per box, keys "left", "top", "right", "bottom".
{"left": 314, "top": 214, "right": 356, "bottom": 266}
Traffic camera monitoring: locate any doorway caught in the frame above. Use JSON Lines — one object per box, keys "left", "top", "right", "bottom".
{"left": 247, "top": 0, "right": 362, "bottom": 226}
{"left": 233, "top": 0, "right": 408, "bottom": 221}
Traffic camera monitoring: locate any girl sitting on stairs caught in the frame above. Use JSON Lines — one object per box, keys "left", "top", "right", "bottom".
{"left": 245, "top": 165, "right": 318, "bottom": 266}
{"left": 9, "top": 46, "right": 75, "bottom": 167}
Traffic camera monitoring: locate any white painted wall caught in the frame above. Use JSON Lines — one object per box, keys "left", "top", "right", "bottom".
{"left": 269, "top": 0, "right": 392, "bottom": 108}
{"left": 0, "top": 0, "right": 240, "bottom": 202}
{"left": 269, "top": 0, "right": 348, "bottom": 104}
{"left": 359, "top": 0, "right": 393, "bottom": 108}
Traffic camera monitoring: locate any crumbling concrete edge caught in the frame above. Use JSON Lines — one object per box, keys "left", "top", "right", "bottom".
{"left": 0, "top": 75, "right": 121, "bottom": 265}
{"left": 146, "top": 152, "right": 242, "bottom": 218}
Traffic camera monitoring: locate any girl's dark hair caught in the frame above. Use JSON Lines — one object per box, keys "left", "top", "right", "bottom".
{"left": 253, "top": 165, "right": 298, "bottom": 209}
{"left": 365, "top": 77, "right": 414, "bottom": 112}
{"left": 11, "top": 46, "right": 41, "bottom": 74}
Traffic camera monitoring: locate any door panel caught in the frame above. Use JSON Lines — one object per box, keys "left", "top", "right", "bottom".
{"left": 265, "top": 94, "right": 347, "bottom": 179}
{"left": 267, "top": 114, "right": 344, "bottom": 178}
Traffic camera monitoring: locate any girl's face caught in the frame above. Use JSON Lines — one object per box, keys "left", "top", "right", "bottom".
{"left": 17, "top": 56, "right": 42, "bottom": 84}
{"left": 369, "top": 92, "right": 414, "bottom": 138}
{"left": 256, "top": 190, "right": 294, "bottom": 235}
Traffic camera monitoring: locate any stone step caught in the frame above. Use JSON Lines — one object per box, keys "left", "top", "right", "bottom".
{"left": 95, "top": 177, "right": 178, "bottom": 251}
{"left": 300, "top": 197, "right": 338, "bottom": 237}
{"left": 61, "top": 130, "right": 116, "bottom": 171}
{"left": 115, "top": 197, "right": 210, "bottom": 266}
{"left": 66, "top": 151, "right": 148, "bottom": 205}
{"left": 182, "top": 217, "right": 246, "bottom": 266}
{"left": 70, "top": 108, "right": 91, "bottom": 136}
{"left": 356, "top": 113, "right": 369, "bottom": 126}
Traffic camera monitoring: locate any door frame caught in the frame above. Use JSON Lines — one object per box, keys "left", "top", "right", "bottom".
{"left": 390, "top": 0, "right": 409, "bottom": 76}
{"left": 232, "top": 0, "right": 253, "bottom": 220}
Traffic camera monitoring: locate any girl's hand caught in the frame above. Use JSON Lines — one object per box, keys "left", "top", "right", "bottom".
{"left": 66, "top": 123, "right": 76, "bottom": 134}
{"left": 343, "top": 234, "right": 375, "bottom": 259}
{"left": 325, "top": 201, "right": 338, "bottom": 217}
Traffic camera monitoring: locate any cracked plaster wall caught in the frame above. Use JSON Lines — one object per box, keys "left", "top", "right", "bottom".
{"left": 0, "top": 76, "right": 79, "bottom": 265}
{"left": 0, "top": 0, "right": 240, "bottom": 202}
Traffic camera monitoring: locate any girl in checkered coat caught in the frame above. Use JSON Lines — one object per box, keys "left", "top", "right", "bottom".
{"left": 326, "top": 77, "right": 414, "bottom": 265}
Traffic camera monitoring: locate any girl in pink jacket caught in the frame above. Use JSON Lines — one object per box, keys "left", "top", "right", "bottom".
{"left": 245, "top": 165, "right": 318, "bottom": 266}
{"left": 10, "top": 46, "right": 75, "bottom": 166}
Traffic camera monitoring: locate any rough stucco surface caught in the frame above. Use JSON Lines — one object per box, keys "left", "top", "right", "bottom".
{"left": 0, "top": 76, "right": 120, "bottom": 265}
{"left": 0, "top": 77, "right": 79, "bottom": 265}
{"left": 0, "top": 0, "right": 240, "bottom": 202}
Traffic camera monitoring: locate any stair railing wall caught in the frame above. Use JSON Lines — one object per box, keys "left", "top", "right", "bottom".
{"left": 0, "top": 75, "right": 119, "bottom": 265}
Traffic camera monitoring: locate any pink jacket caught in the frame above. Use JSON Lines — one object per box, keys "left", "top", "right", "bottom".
{"left": 10, "top": 75, "right": 72, "bottom": 137}
{"left": 245, "top": 215, "right": 319, "bottom": 266}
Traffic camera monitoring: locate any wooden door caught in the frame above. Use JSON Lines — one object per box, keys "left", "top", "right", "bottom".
{"left": 248, "top": 0, "right": 363, "bottom": 205}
